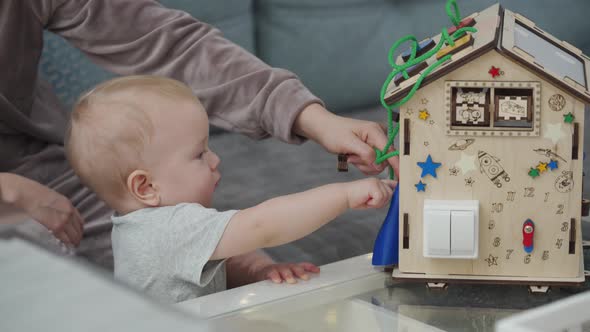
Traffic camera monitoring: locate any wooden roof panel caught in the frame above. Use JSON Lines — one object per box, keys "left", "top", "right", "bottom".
{"left": 385, "top": 3, "right": 590, "bottom": 105}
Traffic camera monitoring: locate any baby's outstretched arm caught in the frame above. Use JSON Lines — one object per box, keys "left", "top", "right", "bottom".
{"left": 211, "top": 178, "right": 395, "bottom": 260}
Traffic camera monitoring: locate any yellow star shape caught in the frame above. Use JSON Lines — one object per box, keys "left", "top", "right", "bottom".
{"left": 537, "top": 162, "right": 547, "bottom": 173}
{"left": 418, "top": 109, "right": 430, "bottom": 120}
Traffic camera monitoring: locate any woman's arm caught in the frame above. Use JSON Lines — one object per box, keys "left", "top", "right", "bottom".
{"left": 36, "top": 0, "right": 399, "bottom": 175}
{"left": 37, "top": 0, "right": 320, "bottom": 143}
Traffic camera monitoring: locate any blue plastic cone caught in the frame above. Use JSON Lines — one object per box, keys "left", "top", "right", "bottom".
{"left": 372, "top": 185, "right": 400, "bottom": 266}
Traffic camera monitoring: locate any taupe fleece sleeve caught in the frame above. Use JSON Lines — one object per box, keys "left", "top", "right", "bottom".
{"left": 37, "top": 0, "right": 323, "bottom": 143}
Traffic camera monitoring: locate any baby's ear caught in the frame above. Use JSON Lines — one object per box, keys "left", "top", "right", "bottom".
{"left": 127, "top": 170, "right": 160, "bottom": 206}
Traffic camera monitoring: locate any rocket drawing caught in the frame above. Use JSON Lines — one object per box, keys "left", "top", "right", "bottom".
{"left": 478, "top": 151, "right": 510, "bottom": 188}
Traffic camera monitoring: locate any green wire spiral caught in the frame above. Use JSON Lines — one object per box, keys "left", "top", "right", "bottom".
{"left": 375, "top": 0, "right": 478, "bottom": 180}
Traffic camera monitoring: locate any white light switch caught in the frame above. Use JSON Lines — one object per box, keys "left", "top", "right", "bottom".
{"left": 423, "top": 200, "right": 479, "bottom": 259}
{"left": 451, "top": 210, "right": 477, "bottom": 258}
{"left": 423, "top": 209, "right": 450, "bottom": 257}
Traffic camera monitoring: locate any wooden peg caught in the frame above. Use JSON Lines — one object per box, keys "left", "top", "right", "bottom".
{"left": 447, "top": 17, "right": 476, "bottom": 36}
{"left": 394, "top": 61, "right": 428, "bottom": 86}
{"left": 337, "top": 154, "right": 348, "bottom": 172}
{"left": 582, "top": 199, "right": 590, "bottom": 217}
{"left": 403, "top": 118, "right": 411, "bottom": 155}
{"left": 403, "top": 213, "right": 410, "bottom": 249}
{"left": 436, "top": 33, "right": 474, "bottom": 60}
{"left": 572, "top": 122, "right": 579, "bottom": 160}
{"left": 401, "top": 38, "right": 436, "bottom": 62}
{"left": 569, "top": 218, "right": 576, "bottom": 254}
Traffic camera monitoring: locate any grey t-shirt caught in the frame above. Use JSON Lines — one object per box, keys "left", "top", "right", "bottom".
{"left": 111, "top": 203, "right": 237, "bottom": 303}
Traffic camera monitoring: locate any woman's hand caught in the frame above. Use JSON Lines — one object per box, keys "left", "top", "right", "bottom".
{"left": 293, "top": 103, "right": 399, "bottom": 177}
{"left": 0, "top": 173, "right": 84, "bottom": 246}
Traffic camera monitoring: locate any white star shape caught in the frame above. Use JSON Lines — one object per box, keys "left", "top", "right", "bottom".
{"left": 543, "top": 123, "right": 565, "bottom": 144}
{"left": 455, "top": 153, "right": 476, "bottom": 175}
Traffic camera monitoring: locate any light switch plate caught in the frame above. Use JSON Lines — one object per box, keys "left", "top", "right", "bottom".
{"left": 423, "top": 200, "right": 479, "bottom": 259}
{"left": 423, "top": 209, "right": 451, "bottom": 257}
{"left": 451, "top": 210, "right": 478, "bottom": 258}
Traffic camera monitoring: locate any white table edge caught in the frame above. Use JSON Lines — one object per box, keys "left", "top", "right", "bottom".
{"left": 176, "top": 253, "right": 387, "bottom": 318}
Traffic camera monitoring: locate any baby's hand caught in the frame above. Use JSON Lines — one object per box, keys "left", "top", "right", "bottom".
{"left": 346, "top": 178, "right": 396, "bottom": 210}
{"left": 255, "top": 262, "right": 320, "bottom": 284}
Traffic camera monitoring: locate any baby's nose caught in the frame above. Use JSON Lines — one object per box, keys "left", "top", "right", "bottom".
{"left": 209, "top": 151, "right": 221, "bottom": 169}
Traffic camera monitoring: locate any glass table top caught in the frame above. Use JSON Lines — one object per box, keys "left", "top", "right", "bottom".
{"left": 209, "top": 269, "right": 590, "bottom": 332}
{"left": 357, "top": 279, "right": 590, "bottom": 332}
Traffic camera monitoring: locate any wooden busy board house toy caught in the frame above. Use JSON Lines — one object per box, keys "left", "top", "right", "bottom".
{"left": 377, "top": 2, "right": 590, "bottom": 290}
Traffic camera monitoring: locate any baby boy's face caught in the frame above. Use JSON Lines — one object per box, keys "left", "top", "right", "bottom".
{"left": 144, "top": 99, "right": 220, "bottom": 207}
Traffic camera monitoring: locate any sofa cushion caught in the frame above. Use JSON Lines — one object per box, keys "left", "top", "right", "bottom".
{"left": 159, "top": 0, "right": 255, "bottom": 53}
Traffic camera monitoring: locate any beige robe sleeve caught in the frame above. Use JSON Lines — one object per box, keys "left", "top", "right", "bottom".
{"left": 36, "top": 0, "right": 323, "bottom": 143}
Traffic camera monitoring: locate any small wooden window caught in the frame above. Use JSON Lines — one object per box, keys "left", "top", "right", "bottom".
{"left": 451, "top": 87, "right": 491, "bottom": 127}
{"left": 445, "top": 81, "right": 541, "bottom": 137}
{"left": 493, "top": 88, "right": 534, "bottom": 128}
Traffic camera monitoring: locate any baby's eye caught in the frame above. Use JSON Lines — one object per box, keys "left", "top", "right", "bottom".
{"left": 196, "top": 151, "right": 205, "bottom": 159}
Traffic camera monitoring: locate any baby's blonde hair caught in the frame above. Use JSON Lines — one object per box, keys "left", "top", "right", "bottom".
{"left": 65, "top": 75, "right": 200, "bottom": 204}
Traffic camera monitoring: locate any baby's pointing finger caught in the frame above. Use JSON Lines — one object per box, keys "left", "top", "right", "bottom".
{"left": 381, "top": 181, "right": 393, "bottom": 197}
{"left": 380, "top": 179, "right": 397, "bottom": 189}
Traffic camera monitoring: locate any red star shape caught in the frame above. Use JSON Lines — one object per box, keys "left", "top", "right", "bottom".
{"left": 488, "top": 66, "right": 501, "bottom": 78}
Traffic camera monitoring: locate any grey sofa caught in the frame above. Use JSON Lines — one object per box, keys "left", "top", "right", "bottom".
{"left": 39, "top": 0, "right": 590, "bottom": 266}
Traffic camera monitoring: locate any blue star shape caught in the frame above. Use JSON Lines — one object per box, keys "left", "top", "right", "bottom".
{"left": 547, "top": 160, "right": 558, "bottom": 170}
{"left": 417, "top": 155, "right": 442, "bottom": 178}
{"left": 415, "top": 181, "right": 426, "bottom": 192}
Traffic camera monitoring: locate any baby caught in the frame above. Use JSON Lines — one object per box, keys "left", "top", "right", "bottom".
{"left": 65, "top": 75, "right": 395, "bottom": 303}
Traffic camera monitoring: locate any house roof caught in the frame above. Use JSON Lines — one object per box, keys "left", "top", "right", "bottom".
{"left": 384, "top": 3, "right": 590, "bottom": 105}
